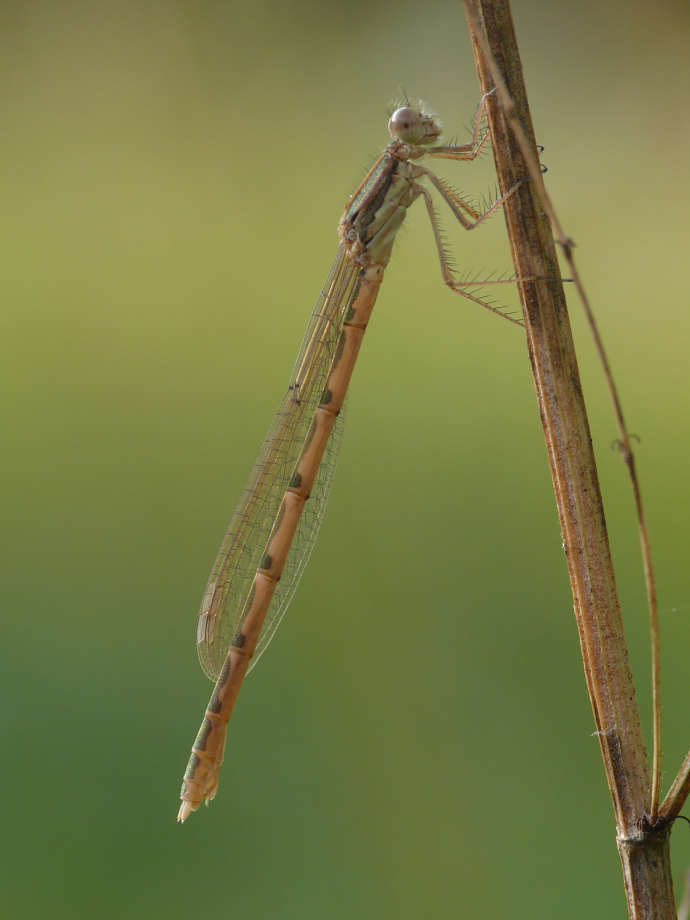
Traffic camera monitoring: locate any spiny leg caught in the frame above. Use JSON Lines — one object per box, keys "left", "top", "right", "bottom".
{"left": 424, "top": 89, "right": 496, "bottom": 162}
{"left": 424, "top": 167, "right": 524, "bottom": 233}
{"left": 417, "top": 175, "right": 527, "bottom": 325}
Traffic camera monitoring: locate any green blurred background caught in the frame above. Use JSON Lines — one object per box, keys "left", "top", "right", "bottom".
{"left": 2, "top": 0, "right": 689, "bottom": 917}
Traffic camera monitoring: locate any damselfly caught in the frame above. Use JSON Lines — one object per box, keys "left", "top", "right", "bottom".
{"left": 178, "top": 92, "right": 523, "bottom": 821}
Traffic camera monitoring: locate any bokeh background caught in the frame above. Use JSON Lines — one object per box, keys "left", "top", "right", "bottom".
{"left": 2, "top": 1, "right": 690, "bottom": 917}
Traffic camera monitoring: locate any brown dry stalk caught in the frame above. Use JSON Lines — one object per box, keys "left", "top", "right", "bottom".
{"left": 461, "top": 1, "right": 678, "bottom": 917}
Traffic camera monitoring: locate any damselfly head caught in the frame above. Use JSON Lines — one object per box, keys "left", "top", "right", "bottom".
{"left": 388, "top": 105, "right": 442, "bottom": 146}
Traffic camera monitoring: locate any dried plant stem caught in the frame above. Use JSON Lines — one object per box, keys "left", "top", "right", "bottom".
{"left": 461, "top": 1, "right": 676, "bottom": 917}
{"left": 466, "top": 5, "right": 662, "bottom": 821}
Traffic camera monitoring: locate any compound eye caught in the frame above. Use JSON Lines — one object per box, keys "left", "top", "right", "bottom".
{"left": 388, "top": 107, "right": 424, "bottom": 144}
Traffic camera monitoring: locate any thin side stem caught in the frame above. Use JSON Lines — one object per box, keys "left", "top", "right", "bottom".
{"left": 660, "top": 750, "right": 690, "bottom": 819}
